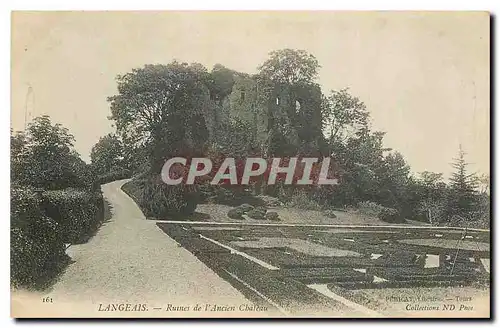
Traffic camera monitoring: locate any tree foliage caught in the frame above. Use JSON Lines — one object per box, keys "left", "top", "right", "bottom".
{"left": 90, "top": 133, "right": 124, "bottom": 176}
{"left": 99, "top": 50, "right": 489, "bottom": 228}
{"left": 206, "top": 64, "right": 235, "bottom": 102}
{"left": 448, "top": 146, "right": 479, "bottom": 217}
{"left": 11, "top": 116, "right": 92, "bottom": 190}
{"left": 258, "top": 49, "right": 320, "bottom": 85}
{"left": 322, "top": 88, "right": 370, "bottom": 142}
{"left": 108, "top": 62, "right": 210, "bottom": 172}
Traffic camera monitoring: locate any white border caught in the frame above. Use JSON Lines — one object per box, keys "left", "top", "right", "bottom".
{"left": 2, "top": 1, "right": 497, "bottom": 327}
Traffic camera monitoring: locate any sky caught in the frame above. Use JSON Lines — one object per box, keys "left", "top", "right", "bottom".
{"left": 11, "top": 11, "right": 490, "bottom": 177}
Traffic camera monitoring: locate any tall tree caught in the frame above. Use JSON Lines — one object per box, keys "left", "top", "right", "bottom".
{"left": 108, "top": 62, "right": 210, "bottom": 172}
{"left": 322, "top": 88, "right": 370, "bottom": 143}
{"left": 448, "top": 146, "right": 478, "bottom": 217}
{"left": 12, "top": 116, "right": 91, "bottom": 190}
{"left": 477, "top": 173, "right": 490, "bottom": 194}
{"left": 90, "top": 133, "right": 124, "bottom": 176}
{"left": 413, "top": 171, "right": 448, "bottom": 224}
{"left": 10, "top": 130, "right": 27, "bottom": 184}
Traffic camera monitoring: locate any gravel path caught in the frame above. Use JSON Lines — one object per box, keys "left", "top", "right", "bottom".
{"left": 43, "top": 180, "right": 249, "bottom": 316}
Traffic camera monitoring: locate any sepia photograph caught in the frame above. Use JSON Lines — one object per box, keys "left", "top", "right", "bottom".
{"left": 10, "top": 11, "right": 490, "bottom": 318}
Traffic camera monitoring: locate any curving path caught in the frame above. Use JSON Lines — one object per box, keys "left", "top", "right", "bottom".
{"left": 28, "top": 180, "right": 251, "bottom": 317}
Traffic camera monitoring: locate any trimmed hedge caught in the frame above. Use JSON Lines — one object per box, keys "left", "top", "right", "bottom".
{"left": 41, "top": 189, "right": 104, "bottom": 244}
{"left": 11, "top": 185, "right": 105, "bottom": 288}
{"left": 11, "top": 186, "right": 65, "bottom": 287}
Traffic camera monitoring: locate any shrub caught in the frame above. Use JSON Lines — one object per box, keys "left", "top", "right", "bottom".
{"left": 121, "top": 178, "right": 144, "bottom": 205}
{"left": 286, "top": 190, "right": 322, "bottom": 210}
{"left": 247, "top": 208, "right": 266, "bottom": 220}
{"left": 10, "top": 186, "right": 66, "bottom": 287}
{"left": 41, "top": 189, "right": 104, "bottom": 243}
{"left": 265, "top": 212, "right": 280, "bottom": 221}
{"left": 215, "top": 188, "right": 236, "bottom": 204}
{"left": 199, "top": 183, "right": 216, "bottom": 202}
{"left": 227, "top": 208, "right": 245, "bottom": 220}
{"left": 377, "top": 207, "right": 404, "bottom": 223}
{"left": 97, "top": 169, "right": 131, "bottom": 185}
{"left": 357, "top": 201, "right": 387, "bottom": 217}
{"left": 238, "top": 204, "right": 254, "bottom": 213}
{"left": 198, "top": 184, "right": 241, "bottom": 205}
{"left": 136, "top": 176, "right": 199, "bottom": 218}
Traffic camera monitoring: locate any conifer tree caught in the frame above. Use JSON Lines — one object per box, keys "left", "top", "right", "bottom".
{"left": 448, "top": 145, "right": 478, "bottom": 217}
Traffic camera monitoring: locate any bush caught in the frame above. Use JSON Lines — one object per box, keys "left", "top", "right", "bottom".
{"left": 215, "top": 188, "right": 236, "bottom": 204}
{"left": 97, "top": 169, "right": 131, "bottom": 185}
{"left": 227, "top": 208, "right": 245, "bottom": 220}
{"left": 377, "top": 207, "right": 404, "bottom": 223}
{"left": 286, "top": 190, "right": 322, "bottom": 210}
{"left": 10, "top": 186, "right": 66, "bottom": 288}
{"left": 238, "top": 203, "right": 254, "bottom": 213}
{"left": 247, "top": 208, "right": 266, "bottom": 220}
{"left": 357, "top": 201, "right": 387, "bottom": 217}
{"left": 265, "top": 211, "right": 280, "bottom": 221}
{"left": 41, "top": 189, "right": 104, "bottom": 243}
{"left": 124, "top": 175, "right": 199, "bottom": 219}
{"left": 198, "top": 185, "right": 237, "bottom": 205}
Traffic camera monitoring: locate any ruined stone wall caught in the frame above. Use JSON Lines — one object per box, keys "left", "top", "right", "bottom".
{"left": 200, "top": 70, "right": 324, "bottom": 156}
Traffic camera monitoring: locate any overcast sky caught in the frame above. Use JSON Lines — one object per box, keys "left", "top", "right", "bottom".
{"left": 11, "top": 11, "right": 489, "bottom": 177}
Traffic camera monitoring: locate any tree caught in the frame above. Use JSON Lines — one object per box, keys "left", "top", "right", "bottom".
{"left": 448, "top": 146, "right": 478, "bottom": 217}
{"left": 322, "top": 88, "right": 370, "bottom": 143}
{"left": 90, "top": 133, "right": 124, "bottom": 176}
{"left": 256, "top": 49, "right": 324, "bottom": 159}
{"left": 11, "top": 130, "right": 27, "bottom": 183}
{"left": 412, "top": 171, "right": 448, "bottom": 224}
{"left": 206, "top": 64, "right": 235, "bottom": 103}
{"left": 419, "top": 171, "right": 444, "bottom": 187}
{"left": 13, "top": 116, "right": 91, "bottom": 190}
{"left": 211, "top": 119, "right": 256, "bottom": 158}
{"left": 377, "top": 152, "right": 411, "bottom": 206}
{"left": 477, "top": 173, "right": 490, "bottom": 194}
{"left": 258, "top": 49, "right": 320, "bottom": 85}
{"left": 108, "top": 62, "right": 210, "bottom": 173}
{"left": 327, "top": 128, "right": 387, "bottom": 206}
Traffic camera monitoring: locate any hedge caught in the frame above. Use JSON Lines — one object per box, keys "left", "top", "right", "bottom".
{"left": 11, "top": 186, "right": 65, "bottom": 287}
{"left": 41, "top": 189, "right": 104, "bottom": 244}
{"left": 11, "top": 185, "right": 105, "bottom": 288}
